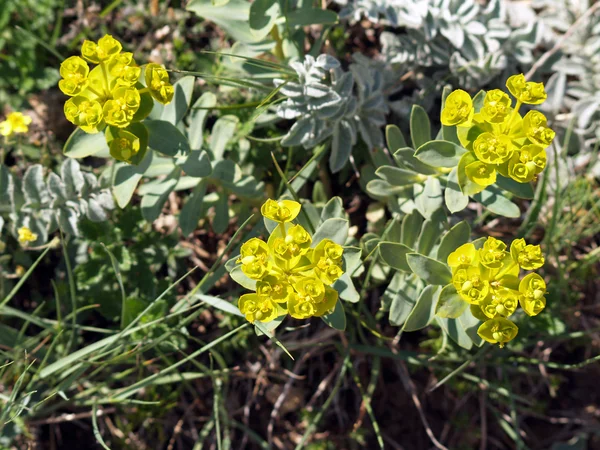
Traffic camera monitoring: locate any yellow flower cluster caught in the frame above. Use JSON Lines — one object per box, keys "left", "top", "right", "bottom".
{"left": 17, "top": 226, "right": 38, "bottom": 246}
{"left": 58, "top": 35, "right": 174, "bottom": 163}
{"left": 235, "top": 199, "right": 344, "bottom": 324}
{"left": 0, "top": 112, "right": 32, "bottom": 137}
{"left": 442, "top": 74, "right": 554, "bottom": 190}
{"left": 447, "top": 236, "right": 547, "bottom": 347}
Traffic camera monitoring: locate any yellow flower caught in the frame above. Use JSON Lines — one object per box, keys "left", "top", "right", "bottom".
{"left": 518, "top": 273, "right": 547, "bottom": 316}
{"left": 0, "top": 112, "right": 32, "bottom": 137}
{"left": 58, "top": 56, "right": 90, "bottom": 96}
{"left": 441, "top": 89, "right": 474, "bottom": 127}
{"left": 109, "top": 130, "right": 141, "bottom": 163}
{"left": 447, "top": 243, "right": 477, "bottom": 268}
{"left": 315, "top": 287, "right": 339, "bottom": 316}
{"left": 480, "top": 288, "right": 519, "bottom": 319}
{"left": 81, "top": 35, "right": 122, "bottom": 64}
{"left": 288, "top": 294, "right": 317, "bottom": 319}
{"left": 18, "top": 226, "right": 38, "bottom": 246}
{"left": 237, "top": 238, "right": 271, "bottom": 280}
{"left": 293, "top": 276, "right": 326, "bottom": 303}
{"left": 465, "top": 161, "right": 496, "bottom": 187}
{"left": 510, "top": 239, "right": 544, "bottom": 270}
{"left": 473, "top": 132, "right": 514, "bottom": 164}
{"left": 452, "top": 265, "right": 490, "bottom": 304}
{"left": 506, "top": 74, "right": 547, "bottom": 105}
{"left": 477, "top": 317, "right": 518, "bottom": 347}
{"left": 478, "top": 237, "right": 507, "bottom": 270}
{"left": 238, "top": 294, "right": 279, "bottom": 323}
{"left": 519, "top": 144, "right": 547, "bottom": 174}
{"left": 256, "top": 275, "right": 294, "bottom": 304}
{"left": 145, "top": 63, "right": 174, "bottom": 104}
{"left": 64, "top": 96, "right": 104, "bottom": 133}
{"left": 312, "top": 239, "right": 344, "bottom": 285}
{"left": 108, "top": 52, "right": 141, "bottom": 87}
{"left": 481, "top": 89, "right": 512, "bottom": 123}
{"left": 261, "top": 199, "right": 301, "bottom": 223}
{"left": 522, "top": 111, "right": 555, "bottom": 147}
{"left": 103, "top": 87, "right": 141, "bottom": 128}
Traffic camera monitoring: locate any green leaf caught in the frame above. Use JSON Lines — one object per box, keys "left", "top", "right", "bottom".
{"left": 445, "top": 166, "right": 469, "bottom": 213}
{"left": 311, "top": 218, "right": 348, "bottom": 246}
{"left": 187, "top": 0, "right": 261, "bottom": 43}
{"left": 333, "top": 272, "right": 360, "bottom": 303}
{"left": 321, "top": 300, "right": 346, "bottom": 330}
{"left": 285, "top": 8, "right": 338, "bottom": 27}
{"left": 386, "top": 124, "right": 406, "bottom": 152}
{"left": 320, "top": 197, "right": 346, "bottom": 221}
{"left": 401, "top": 210, "right": 423, "bottom": 247}
{"left": 188, "top": 92, "right": 217, "bottom": 150}
{"left": 435, "top": 284, "right": 468, "bottom": 318}
{"left": 210, "top": 115, "right": 239, "bottom": 160}
{"left": 414, "top": 140, "right": 467, "bottom": 168}
{"left": 255, "top": 315, "right": 285, "bottom": 336}
{"left": 375, "top": 166, "right": 422, "bottom": 186}
{"left": 112, "top": 149, "right": 153, "bottom": 208}
{"left": 393, "top": 148, "right": 440, "bottom": 175}
{"left": 474, "top": 187, "right": 520, "bottom": 218}
{"left": 180, "top": 180, "right": 207, "bottom": 235}
{"left": 436, "top": 221, "right": 471, "bottom": 262}
{"left": 403, "top": 285, "right": 439, "bottom": 331}
{"left": 458, "top": 308, "right": 484, "bottom": 347}
{"left": 410, "top": 105, "right": 430, "bottom": 149}
{"left": 407, "top": 253, "right": 451, "bottom": 285}
{"left": 414, "top": 177, "right": 443, "bottom": 219}
{"left": 495, "top": 175, "right": 534, "bottom": 199}
{"left": 146, "top": 119, "right": 190, "bottom": 157}
{"left": 379, "top": 242, "right": 412, "bottom": 271}
{"left": 249, "top": 0, "right": 280, "bottom": 39}
{"left": 228, "top": 264, "right": 257, "bottom": 290}
{"left": 416, "top": 209, "right": 445, "bottom": 256}
{"left": 366, "top": 179, "right": 406, "bottom": 197}
{"left": 161, "top": 76, "right": 195, "bottom": 125}
{"left": 141, "top": 169, "right": 180, "bottom": 222}
{"left": 437, "top": 317, "right": 473, "bottom": 350}
{"left": 63, "top": 128, "right": 109, "bottom": 158}
{"left": 213, "top": 191, "right": 229, "bottom": 233}
{"left": 177, "top": 150, "right": 212, "bottom": 178}
{"left": 196, "top": 294, "right": 243, "bottom": 317}
{"left": 389, "top": 273, "right": 420, "bottom": 326}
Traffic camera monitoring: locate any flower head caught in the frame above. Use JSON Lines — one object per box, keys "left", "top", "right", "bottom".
{"left": 481, "top": 89, "right": 512, "bottom": 124}
{"left": 238, "top": 294, "right": 279, "bottom": 323}
{"left": 261, "top": 199, "right": 301, "bottom": 223}
{"left": 523, "top": 111, "right": 555, "bottom": 147}
{"left": 0, "top": 112, "right": 32, "bottom": 137}
{"left": 473, "top": 132, "right": 514, "bottom": 164}
{"left": 465, "top": 161, "right": 496, "bottom": 187}
{"left": 103, "top": 87, "right": 140, "bottom": 128}
{"left": 64, "top": 96, "right": 104, "bottom": 133}
{"left": 109, "top": 130, "right": 141, "bottom": 163}
{"left": 447, "top": 243, "right": 477, "bottom": 268}
{"left": 81, "top": 35, "right": 122, "bottom": 63}
{"left": 145, "top": 63, "right": 174, "bottom": 104}
{"left": 518, "top": 273, "right": 547, "bottom": 316}
{"left": 58, "top": 56, "right": 90, "bottom": 96}
{"left": 510, "top": 238, "right": 545, "bottom": 270}
{"left": 506, "top": 74, "right": 547, "bottom": 105}
{"left": 441, "top": 89, "right": 474, "bottom": 127}
{"left": 478, "top": 317, "right": 518, "bottom": 347}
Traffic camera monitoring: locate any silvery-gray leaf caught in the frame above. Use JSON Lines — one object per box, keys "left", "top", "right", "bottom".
{"left": 58, "top": 207, "right": 79, "bottom": 236}
{"left": 23, "top": 165, "right": 50, "bottom": 206}
{"left": 86, "top": 198, "right": 108, "bottom": 222}
{"left": 281, "top": 117, "right": 314, "bottom": 147}
{"left": 316, "top": 54, "right": 341, "bottom": 70}
{"left": 61, "top": 158, "right": 85, "bottom": 197}
{"left": 47, "top": 172, "right": 67, "bottom": 200}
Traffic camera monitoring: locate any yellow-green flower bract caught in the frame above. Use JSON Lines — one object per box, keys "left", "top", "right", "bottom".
{"left": 233, "top": 200, "right": 345, "bottom": 324}
{"left": 446, "top": 236, "right": 548, "bottom": 347}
